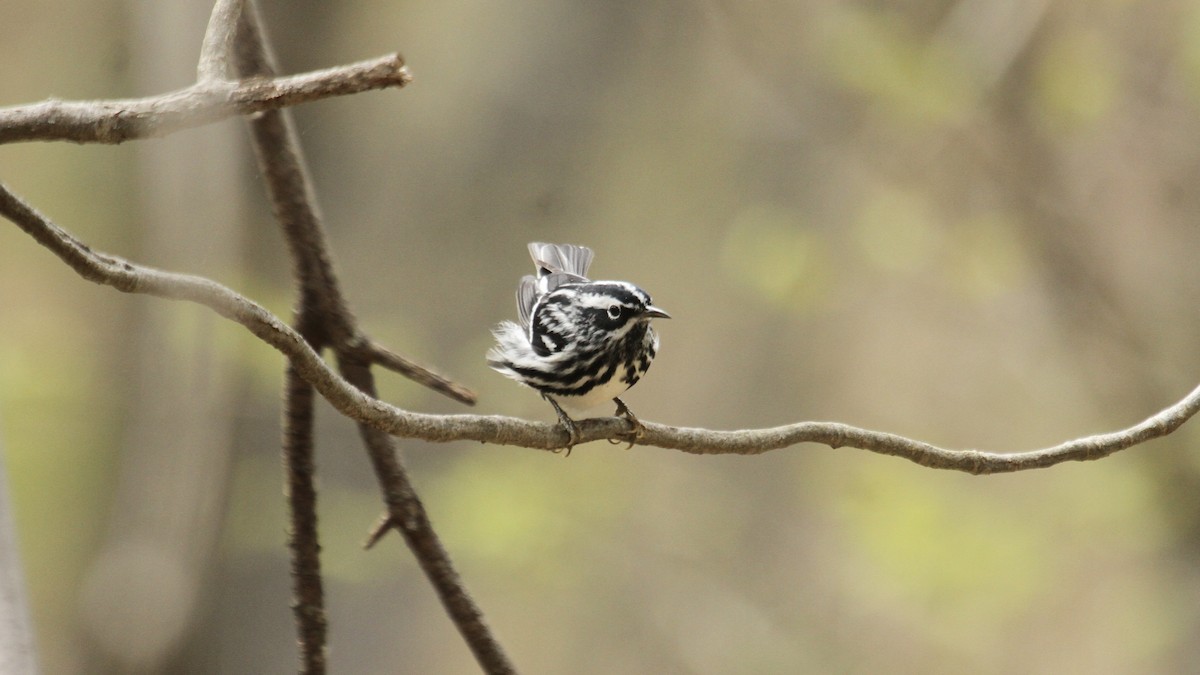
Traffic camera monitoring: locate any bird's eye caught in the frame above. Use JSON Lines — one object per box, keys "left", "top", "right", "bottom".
{"left": 607, "top": 304, "right": 621, "bottom": 319}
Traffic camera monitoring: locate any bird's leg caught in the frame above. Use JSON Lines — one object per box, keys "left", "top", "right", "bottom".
{"left": 542, "top": 394, "right": 580, "bottom": 455}
{"left": 611, "top": 397, "right": 645, "bottom": 448}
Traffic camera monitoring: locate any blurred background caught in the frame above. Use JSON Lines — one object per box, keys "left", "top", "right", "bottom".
{"left": 3, "top": 0, "right": 1200, "bottom": 672}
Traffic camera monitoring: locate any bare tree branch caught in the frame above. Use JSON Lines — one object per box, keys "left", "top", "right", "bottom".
{"left": 3, "top": 180, "right": 1197, "bottom": 476}
{"left": 362, "top": 340, "right": 478, "bottom": 405}
{"left": 337, "top": 356, "right": 512, "bottom": 674}
{"left": 282, "top": 365, "right": 327, "bottom": 674}
{"left": 0, "top": 53, "right": 410, "bottom": 145}
{"left": 4, "top": 3, "right": 1196, "bottom": 671}
{"left": 229, "top": 10, "right": 344, "bottom": 669}
{"left": 197, "top": 0, "right": 245, "bottom": 81}
{"left": 231, "top": 7, "right": 356, "bottom": 345}
{"left": 230, "top": 4, "right": 505, "bottom": 673}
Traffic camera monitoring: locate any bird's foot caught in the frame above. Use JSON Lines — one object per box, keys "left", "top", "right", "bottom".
{"left": 543, "top": 394, "right": 581, "bottom": 456}
{"left": 610, "top": 397, "right": 645, "bottom": 449}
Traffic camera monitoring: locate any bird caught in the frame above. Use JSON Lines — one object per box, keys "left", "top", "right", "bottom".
{"left": 487, "top": 242, "right": 670, "bottom": 452}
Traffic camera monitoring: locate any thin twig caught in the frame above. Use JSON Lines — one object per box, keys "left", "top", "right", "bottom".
{"left": 0, "top": 53, "right": 410, "bottom": 145}
{"left": 361, "top": 340, "right": 478, "bottom": 405}
{"left": 3, "top": 180, "right": 1197, "bottom": 476}
{"left": 197, "top": 0, "right": 245, "bottom": 81}
{"left": 364, "top": 513, "right": 393, "bottom": 550}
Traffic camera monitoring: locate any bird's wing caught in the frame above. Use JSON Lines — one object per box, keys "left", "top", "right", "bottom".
{"left": 515, "top": 274, "right": 537, "bottom": 328}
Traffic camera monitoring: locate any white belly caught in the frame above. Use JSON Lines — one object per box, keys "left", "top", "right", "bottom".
{"left": 548, "top": 371, "right": 632, "bottom": 413}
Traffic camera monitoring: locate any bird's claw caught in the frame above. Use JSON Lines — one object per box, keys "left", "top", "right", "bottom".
{"left": 611, "top": 398, "right": 645, "bottom": 449}
{"left": 556, "top": 416, "right": 580, "bottom": 457}
{"left": 544, "top": 394, "right": 580, "bottom": 456}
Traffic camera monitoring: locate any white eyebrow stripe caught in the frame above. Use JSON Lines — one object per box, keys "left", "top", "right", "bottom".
{"left": 573, "top": 293, "right": 626, "bottom": 310}
{"left": 567, "top": 282, "right": 649, "bottom": 310}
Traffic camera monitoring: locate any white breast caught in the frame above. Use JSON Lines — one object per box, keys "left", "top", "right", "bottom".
{"left": 547, "top": 372, "right": 633, "bottom": 412}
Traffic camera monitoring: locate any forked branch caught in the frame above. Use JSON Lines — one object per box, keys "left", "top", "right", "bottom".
{"left": 229, "top": 4, "right": 500, "bottom": 673}
{"left": 6, "top": 4, "right": 1193, "bottom": 674}
{"left": 2, "top": 180, "right": 1196, "bottom": 475}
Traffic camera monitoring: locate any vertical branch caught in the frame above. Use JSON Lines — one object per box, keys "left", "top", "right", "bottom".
{"left": 197, "top": 0, "right": 245, "bottom": 81}
{"left": 231, "top": 2, "right": 514, "bottom": 672}
{"left": 231, "top": 2, "right": 354, "bottom": 346}
{"left": 283, "top": 364, "right": 327, "bottom": 673}
{"left": 339, "top": 358, "right": 515, "bottom": 675}
{"left": 233, "top": 4, "right": 333, "bottom": 672}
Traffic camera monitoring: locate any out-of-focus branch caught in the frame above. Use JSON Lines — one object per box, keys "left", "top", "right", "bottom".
{"left": 362, "top": 341, "right": 478, "bottom": 405}
{"left": 230, "top": 8, "right": 340, "bottom": 669}
{"left": 337, "top": 356, "right": 510, "bottom": 673}
{"left": 0, "top": 53, "right": 410, "bottom": 145}
{"left": 4, "top": 180, "right": 1197, "bottom": 477}
{"left": 282, "top": 365, "right": 327, "bottom": 674}
{"left": 0, "top": 423, "right": 39, "bottom": 674}
{"left": 197, "top": 0, "right": 245, "bottom": 81}
{"left": 232, "top": 4, "right": 355, "bottom": 345}
{"left": 230, "top": 3, "right": 505, "bottom": 674}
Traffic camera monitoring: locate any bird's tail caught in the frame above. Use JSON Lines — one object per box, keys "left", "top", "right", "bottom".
{"left": 528, "top": 242, "right": 594, "bottom": 280}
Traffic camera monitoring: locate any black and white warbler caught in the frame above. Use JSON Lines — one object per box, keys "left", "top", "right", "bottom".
{"left": 487, "top": 242, "right": 670, "bottom": 450}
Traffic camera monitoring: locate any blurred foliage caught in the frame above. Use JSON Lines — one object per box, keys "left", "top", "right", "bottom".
{"left": 823, "top": 7, "right": 977, "bottom": 126}
{"left": 4, "top": 0, "right": 1200, "bottom": 673}
{"left": 721, "top": 204, "right": 830, "bottom": 309}
{"left": 1034, "top": 27, "right": 1118, "bottom": 132}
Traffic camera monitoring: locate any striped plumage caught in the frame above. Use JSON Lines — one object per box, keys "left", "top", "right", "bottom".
{"left": 488, "top": 243, "right": 669, "bottom": 448}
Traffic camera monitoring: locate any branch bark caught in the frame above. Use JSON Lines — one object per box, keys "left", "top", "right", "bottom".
{"left": 282, "top": 365, "right": 327, "bottom": 673}
{"left": 3, "top": 179, "right": 1196, "bottom": 476}
{"left": 197, "top": 0, "right": 245, "bottom": 82}
{"left": 0, "top": 53, "right": 409, "bottom": 145}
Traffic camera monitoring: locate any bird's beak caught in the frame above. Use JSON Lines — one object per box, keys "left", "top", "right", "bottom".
{"left": 643, "top": 305, "right": 671, "bottom": 319}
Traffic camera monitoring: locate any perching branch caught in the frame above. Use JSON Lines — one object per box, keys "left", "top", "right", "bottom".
{"left": 3, "top": 180, "right": 1197, "bottom": 476}
{"left": 0, "top": 52, "right": 410, "bottom": 145}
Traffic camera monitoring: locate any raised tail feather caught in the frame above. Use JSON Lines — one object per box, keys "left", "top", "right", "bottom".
{"left": 516, "top": 243, "right": 596, "bottom": 327}
{"left": 528, "top": 242, "right": 594, "bottom": 280}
